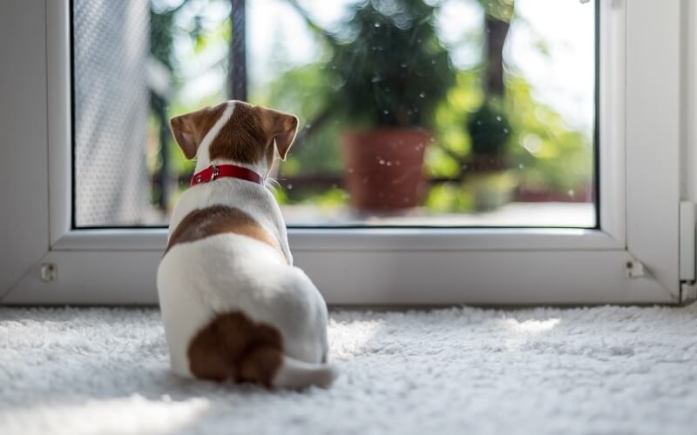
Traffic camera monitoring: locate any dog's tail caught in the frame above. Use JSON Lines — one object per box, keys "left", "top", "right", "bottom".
{"left": 187, "top": 311, "right": 337, "bottom": 389}
{"left": 271, "top": 355, "right": 338, "bottom": 389}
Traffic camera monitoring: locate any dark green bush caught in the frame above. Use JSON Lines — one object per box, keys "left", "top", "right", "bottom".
{"left": 330, "top": 0, "right": 455, "bottom": 128}
{"left": 467, "top": 102, "right": 512, "bottom": 156}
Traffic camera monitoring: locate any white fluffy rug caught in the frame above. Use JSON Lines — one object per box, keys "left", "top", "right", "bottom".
{"left": 2, "top": 305, "right": 697, "bottom": 435}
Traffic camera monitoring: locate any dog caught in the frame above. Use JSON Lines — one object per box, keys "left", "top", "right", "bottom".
{"left": 157, "top": 100, "right": 335, "bottom": 389}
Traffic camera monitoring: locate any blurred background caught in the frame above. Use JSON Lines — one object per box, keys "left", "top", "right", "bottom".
{"left": 73, "top": 0, "right": 596, "bottom": 228}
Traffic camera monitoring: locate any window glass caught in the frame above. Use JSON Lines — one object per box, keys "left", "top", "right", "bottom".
{"left": 72, "top": 0, "right": 596, "bottom": 228}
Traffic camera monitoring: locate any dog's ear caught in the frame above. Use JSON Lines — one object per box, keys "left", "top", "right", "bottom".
{"left": 170, "top": 107, "right": 216, "bottom": 160}
{"left": 259, "top": 107, "right": 299, "bottom": 161}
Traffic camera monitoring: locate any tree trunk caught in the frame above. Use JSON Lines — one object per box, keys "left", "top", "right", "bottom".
{"left": 484, "top": 15, "right": 510, "bottom": 98}
{"left": 228, "top": 0, "right": 247, "bottom": 101}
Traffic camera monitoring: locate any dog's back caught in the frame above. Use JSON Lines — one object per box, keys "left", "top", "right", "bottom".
{"left": 158, "top": 231, "right": 332, "bottom": 387}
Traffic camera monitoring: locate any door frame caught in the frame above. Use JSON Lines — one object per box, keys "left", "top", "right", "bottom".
{"left": 0, "top": 0, "right": 693, "bottom": 305}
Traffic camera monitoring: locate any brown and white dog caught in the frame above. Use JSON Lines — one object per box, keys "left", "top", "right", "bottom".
{"left": 157, "top": 100, "right": 335, "bottom": 389}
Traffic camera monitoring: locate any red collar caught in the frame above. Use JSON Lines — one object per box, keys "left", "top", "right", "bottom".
{"left": 190, "top": 164, "right": 264, "bottom": 186}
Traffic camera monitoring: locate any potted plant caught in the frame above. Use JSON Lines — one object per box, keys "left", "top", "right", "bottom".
{"left": 329, "top": 0, "right": 455, "bottom": 212}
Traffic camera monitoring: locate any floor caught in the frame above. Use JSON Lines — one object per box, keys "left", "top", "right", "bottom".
{"left": 1, "top": 304, "right": 696, "bottom": 435}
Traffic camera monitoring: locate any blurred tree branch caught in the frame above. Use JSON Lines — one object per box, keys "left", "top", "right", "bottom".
{"left": 294, "top": 105, "right": 339, "bottom": 145}
{"left": 278, "top": 1, "right": 342, "bottom": 143}
{"left": 477, "top": 0, "right": 515, "bottom": 98}
{"left": 284, "top": 0, "right": 339, "bottom": 49}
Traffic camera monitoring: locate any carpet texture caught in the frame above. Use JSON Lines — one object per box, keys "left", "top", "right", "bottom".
{"left": 1, "top": 304, "right": 697, "bottom": 435}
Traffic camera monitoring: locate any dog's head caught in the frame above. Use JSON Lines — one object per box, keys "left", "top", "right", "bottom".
{"left": 169, "top": 100, "right": 299, "bottom": 171}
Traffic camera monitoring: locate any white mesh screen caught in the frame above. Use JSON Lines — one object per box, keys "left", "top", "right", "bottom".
{"left": 73, "top": 0, "right": 153, "bottom": 226}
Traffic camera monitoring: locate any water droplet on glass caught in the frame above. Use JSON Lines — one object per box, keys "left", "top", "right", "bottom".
{"left": 374, "top": 22, "right": 381, "bottom": 28}
{"left": 383, "top": 110, "right": 389, "bottom": 115}
{"left": 400, "top": 63, "right": 407, "bottom": 68}
{"left": 419, "top": 92, "right": 425, "bottom": 99}
{"left": 568, "top": 189, "right": 575, "bottom": 197}
{"left": 378, "top": 159, "right": 386, "bottom": 165}
{"left": 503, "top": 129, "right": 509, "bottom": 133}
{"left": 371, "top": 75, "right": 381, "bottom": 83}
{"left": 287, "top": 184, "right": 293, "bottom": 190}
{"left": 518, "top": 163, "right": 524, "bottom": 169}
{"left": 386, "top": 161, "right": 392, "bottom": 166}
{"left": 496, "top": 116, "right": 502, "bottom": 122}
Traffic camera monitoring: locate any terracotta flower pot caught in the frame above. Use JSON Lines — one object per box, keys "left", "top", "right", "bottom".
{"left": 341, "top": 128, "right": 431, "bottom": 212}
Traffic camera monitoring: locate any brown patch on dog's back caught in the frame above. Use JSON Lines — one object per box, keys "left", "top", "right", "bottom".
{"left": 166, "top": 205, "right": 282, "bottom": 256}
{"left": 187, "top": 311, "right": 284, "bottom": 386}
{"left": 209, "top": 102, "right": 267, "bottom": 164}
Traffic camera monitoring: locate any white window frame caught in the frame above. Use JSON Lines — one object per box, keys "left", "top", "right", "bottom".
{"left": 1, "top": 0, "right": 695, "bottom": 305}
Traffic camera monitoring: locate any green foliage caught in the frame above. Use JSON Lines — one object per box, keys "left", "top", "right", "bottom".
{"left": 426, "top": 184, "right": 473, "bottom": 213}
{"left": 505, "top": 77, "right": 592, "bottom": 193}
{"left": 428, "top": 71, "right": 482, "bottom": 177}
{"left": 477, "top": 0, "right": 515, "bottom": 21}
{"left": 311, "top": 187, "right": 350, "bottom": 209}
{"left": 423, "top": 70, "right": 592, "bottom": 211}
{"left": 257, "top": 63, "right": 343, "bottom": 175}
{"left": 149, "top": 7, "right": 175, "bottom": 70}
{"left": 275, "top": 185, "right": 349, "bottom": 209}
{"left": 330, "top": 0, "right": 455, "bottom": 128}
{"left": 467, "top": 101, "right": 512, "bottom": 156}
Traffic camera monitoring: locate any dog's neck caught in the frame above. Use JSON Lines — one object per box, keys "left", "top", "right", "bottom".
{"left": 193, "top": 157, "right": 269, "bottom": 182}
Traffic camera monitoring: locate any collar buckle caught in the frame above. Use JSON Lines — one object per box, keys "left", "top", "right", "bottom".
{"left": 210, "top": 164, "right": 220, "bottom": 181}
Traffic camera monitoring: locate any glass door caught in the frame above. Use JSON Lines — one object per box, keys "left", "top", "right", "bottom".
{"left": 72, "top": 0, "right": 597, "bottom": 229}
